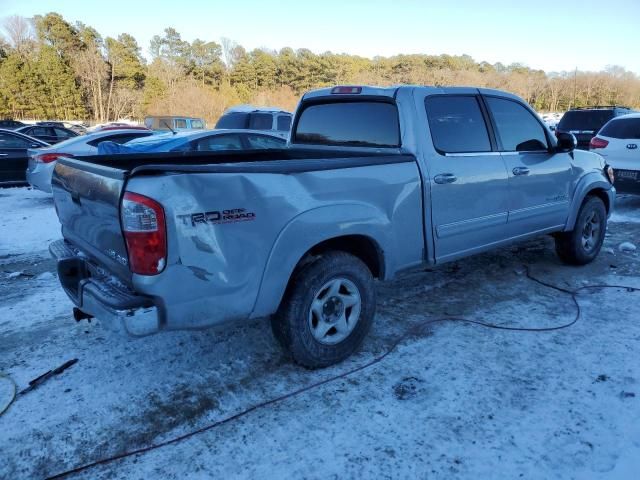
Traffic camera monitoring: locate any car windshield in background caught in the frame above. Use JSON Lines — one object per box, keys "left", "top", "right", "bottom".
{"left": 600, "top": 118, "right": 640, "bottom": 139}
{"left": 558, "top": 110, "right": 615, "bottom": 131}
{"left": 294, "top": 102, "right": 400, "bottom": 147}
{"left": 215, "top": 113, "right": 249, "bottom": 129}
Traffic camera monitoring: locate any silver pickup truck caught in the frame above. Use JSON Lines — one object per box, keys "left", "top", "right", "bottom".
{"left": 50, "top": 85, "right": 616, "bottom": 368}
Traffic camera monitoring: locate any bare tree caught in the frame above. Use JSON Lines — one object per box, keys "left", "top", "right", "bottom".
{"left": 2, "top": 15, "right": 34, "bottom": 53}
{"left": 220, "top": 37, "right": 238, "bottom": 69}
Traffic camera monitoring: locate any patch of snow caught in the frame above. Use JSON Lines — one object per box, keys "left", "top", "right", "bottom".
{"left": 619, "top": 242, "right": 637, "bottom": 252}
{"left": 610, "top": 195, "right": 640, "bottom": 224}
{"left": 0, "top": 187, "right": 61, "bottom": 257}
{"left": 603, "top": 247, "right": 615, "bottom": 254}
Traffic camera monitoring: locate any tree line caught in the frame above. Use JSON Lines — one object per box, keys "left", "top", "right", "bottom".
{"left": 1, "top": 12, "right": 639, "bottom": 125}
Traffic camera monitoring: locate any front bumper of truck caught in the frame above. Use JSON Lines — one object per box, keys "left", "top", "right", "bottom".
{"left": 49, "top": 239, "right": 161, "bottom": 336}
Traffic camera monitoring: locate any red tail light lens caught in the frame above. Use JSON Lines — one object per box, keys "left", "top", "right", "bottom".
{"left": 34, "top": 153, "right": 74, "bottom": 163}
{"left": 121, "top": 192, "right": 166, "bottom": 275}
{"left": 589, "top": 137, "right": 609, "bottom": 149}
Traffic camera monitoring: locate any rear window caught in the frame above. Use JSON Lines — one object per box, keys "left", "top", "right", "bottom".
{"left": 558, "top": 110, "right": 615, "bottom": 131}
{"left": 277, "top": 115, "right": 292, "bottom": 131}
{"left": 294, "top": 101, "right": 400, "bottom": 147}
{"left": 599, "top": 118, "right": 640, "bottom": 139}
{"left": 215, "top": 112, "right": 249, "bottom": 129}
{"left": 249, "top": 113, "right": 273, "bottom": 130}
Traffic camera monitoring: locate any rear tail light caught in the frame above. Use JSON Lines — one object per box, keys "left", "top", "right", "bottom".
{"left": 121, "top": 192, "right": 166, "bottom": 275}
{"left": 589, "top": 137, "right": 609, "bottom": 149}
{"left": 34, "top": 152, "right": 74, "bottom": 163}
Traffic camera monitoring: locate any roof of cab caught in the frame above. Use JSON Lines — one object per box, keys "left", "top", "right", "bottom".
{"left": 302, "top": 85, "right": 524, "bottom": 102}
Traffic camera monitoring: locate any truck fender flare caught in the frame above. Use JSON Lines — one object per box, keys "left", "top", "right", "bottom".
{"left": 250, "top": 203, "right": 393, "bottom": 318}
{"left": 564, "top": 174, "right": 614, "bottom": 231}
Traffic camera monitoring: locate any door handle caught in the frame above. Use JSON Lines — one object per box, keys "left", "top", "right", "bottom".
{"left": 434, "top": 173, "right": 457, "bottom": 184}
{"left": 512, "top": 167, "right": 530, "bottom": 176}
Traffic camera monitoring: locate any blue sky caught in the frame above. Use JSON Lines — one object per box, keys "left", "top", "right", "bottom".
{"left": 2, "top": 0, "right": 639, "bottom": 74}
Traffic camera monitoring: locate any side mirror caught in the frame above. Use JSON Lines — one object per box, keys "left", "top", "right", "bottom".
{"left": 556, "top": 132, "right": 576, "bottom": 153}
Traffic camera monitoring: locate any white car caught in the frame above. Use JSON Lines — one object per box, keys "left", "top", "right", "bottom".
{"left": 26, "top": 128, "right": 154, "bottom": 193}
{"left": 590, "top": 113, "right": 640, "bottom": 194}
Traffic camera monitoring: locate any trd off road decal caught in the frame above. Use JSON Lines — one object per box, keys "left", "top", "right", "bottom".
{"left": 177, "top": 208, "right": 256, "bottom": 226}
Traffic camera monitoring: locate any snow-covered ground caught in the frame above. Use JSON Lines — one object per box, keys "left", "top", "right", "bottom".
{"left": 1, "top": 187, "right": 639, "bottom": 479}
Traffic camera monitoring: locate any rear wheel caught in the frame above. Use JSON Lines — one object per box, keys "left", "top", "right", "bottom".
{"left": 271, "top": 251, "right": 375, "bottom": 369}
{"left": 555, "top": 196, "right": 606, "bottom": 265}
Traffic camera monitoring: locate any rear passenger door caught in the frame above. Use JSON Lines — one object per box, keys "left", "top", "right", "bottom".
{"left": 424, "top": 95, "right": 510, "bottom": 261}
{"left": 483, "top": 95, "right": 571, "bottom": 234}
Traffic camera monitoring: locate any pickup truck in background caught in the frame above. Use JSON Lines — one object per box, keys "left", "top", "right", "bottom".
{"left": 49, "top": 85, "right": 616, "bottom": 368}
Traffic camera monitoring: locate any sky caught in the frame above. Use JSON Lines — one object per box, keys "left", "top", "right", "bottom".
{"left": 1, "top": 0, "right": 639, "bottom": 74}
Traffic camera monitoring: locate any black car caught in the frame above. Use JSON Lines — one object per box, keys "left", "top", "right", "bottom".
{"left": 15, "top": 125, "right": 78, "bottom": 144}
{"left": 556, "top": 106, "right": 635, "bottom": 150}
{"left": 0, "top": 119, "right": 26, "bottom": 130}
{"left": 0, "top": 129, "right": 49, "bottom": 186}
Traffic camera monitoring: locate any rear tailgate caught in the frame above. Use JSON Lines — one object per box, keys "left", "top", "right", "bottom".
{"left": 51, "top": 158, "right": 131, "bottom": 283}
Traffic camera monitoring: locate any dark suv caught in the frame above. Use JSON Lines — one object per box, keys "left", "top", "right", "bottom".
{"left": 556, "top": 106, "right": 634, "bottom": 150}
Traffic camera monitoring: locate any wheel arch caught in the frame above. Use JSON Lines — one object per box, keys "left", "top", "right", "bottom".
{"left": 564, "top": 175, "right": 614, "bottom": 231}
{"left": 250, "top": 204, "right": 392, "bottom": 319}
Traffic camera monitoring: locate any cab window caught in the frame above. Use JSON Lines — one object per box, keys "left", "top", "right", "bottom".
{"left": 485, "top": 97, "right": 548, "bottom": 151}
{"left": 425, "top": 95, "right": 491, "bottom": 153}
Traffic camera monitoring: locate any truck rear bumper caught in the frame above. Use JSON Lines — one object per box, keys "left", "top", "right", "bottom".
{"left": 50, "top": 239, "right": 160, "bottom": 336}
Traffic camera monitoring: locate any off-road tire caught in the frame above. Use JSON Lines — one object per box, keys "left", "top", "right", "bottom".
{"left": 271, "top": 251, "right": 375, "bottom": 369}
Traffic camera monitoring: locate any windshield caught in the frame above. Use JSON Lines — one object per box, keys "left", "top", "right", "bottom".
{"left": 558, "top": 110, "right": 615, "bottom": 131}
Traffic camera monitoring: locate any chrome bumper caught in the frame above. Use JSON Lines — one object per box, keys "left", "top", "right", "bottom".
{"left": 50, "top": 239, "right": 160, "bottom": 336}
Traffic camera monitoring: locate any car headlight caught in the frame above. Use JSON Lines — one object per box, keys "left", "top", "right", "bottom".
{"left": 605, "top": 165, "right": 615, "bottom": 184}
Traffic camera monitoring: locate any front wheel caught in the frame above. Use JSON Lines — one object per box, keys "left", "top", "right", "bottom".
{"left": 555, "top": 196, "right": 607, "bottom": 265}
{"left": 271, "top": 251, "right": 375, "bottom": 369}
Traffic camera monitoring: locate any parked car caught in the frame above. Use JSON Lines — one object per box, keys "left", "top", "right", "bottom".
{"left": 0, "top": 119, "right": 26, "bottom": 130}
{"left": 36, "top": 121, "right": 66, "bottom": 128}
{"left": 16, "top": 125, "right": 79, "bottom": 144}
{"left": 215, "top": 106, "right": 292, "bottom": 137}
{"left": 26, "top": 128, "right": 154, "bottom": 193}
{"left": 64, "top": 123, "right": 89, "bottom": 135}
{"left": 0, "top": 129, "right": 49, "bottom": 186}
{"left": 49, "top": 85, "right": 615, "bottom": 368}
{"left": 143, "top": 116, "right": 206, "bottom": 132}
{"left": 590, "top": 113, "right": 640, "bottom": 194}
{"left": 556, "top": 106, "right": 635, "bottom": 150}
{"left": 99, "top": 129, "right": 286, "bottom": 154}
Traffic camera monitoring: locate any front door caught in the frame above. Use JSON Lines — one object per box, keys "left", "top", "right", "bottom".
{"left": 424, "top": 94, "right": 510, "bottom": 262}
{"left": 483, "top": 96, "right": 572, "bottom": 234}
